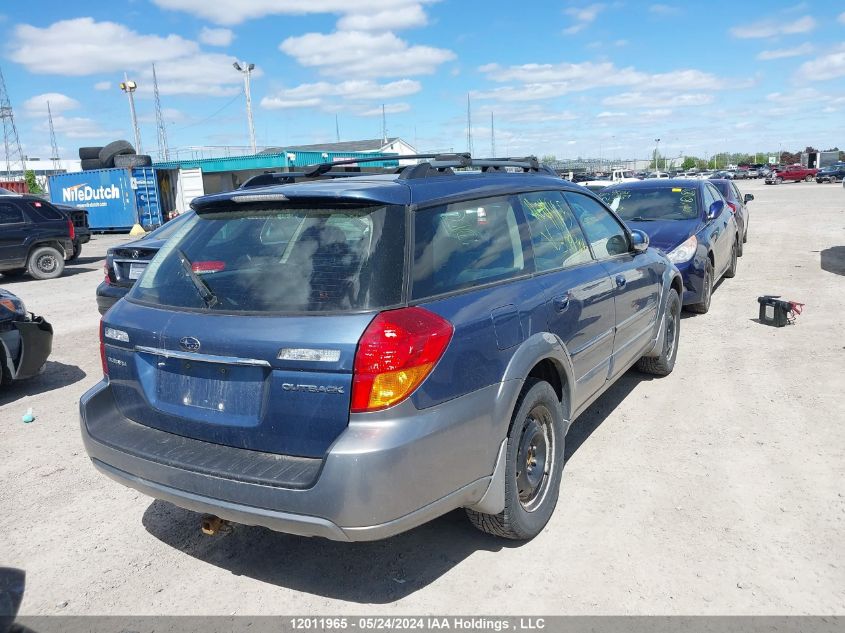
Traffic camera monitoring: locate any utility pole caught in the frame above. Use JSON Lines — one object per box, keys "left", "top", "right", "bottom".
{"left": 335, "top": 114, "right": 340, "bottom": 143}
{"left": 490, "top": 111, "right": 495, "bottom": 157}
{"left": 119, "top": 74, "right": 143, "bottom": 154}
{"left": 381, "top": 104, "right": 387, "bottom": 144}
{"left": 47, "top": 101, "right": 60, "bottom": 173}
{"left": 466, "top": 93, "right": 473, "bottom": 156}
{"left": 152, "top": 64, "right": 169, "bottom": 161}
{"left": 233, "top": 61, "right": 256, "bottom": 153}
{"left": 653, "top": 138, "right": 661, "bottom": 172}
{"left": 0, "top": 65, "right": 25, "bottom": 179}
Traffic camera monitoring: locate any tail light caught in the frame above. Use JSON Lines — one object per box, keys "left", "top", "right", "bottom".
{"left": 99, "top": 319, "right": 108, "bottom": 377}
{"left": 727, "top": 201, "right": 737, "bottom": 214}
{"left": 67, "top": 218, "right": 75, "bottom": 241}
{"left": 351, "top": 307, "right": 453, "bottom": 413}
{"left": 192, "top": 260, "right": 226, "bottom": 274}
{"left": 103, "top": 262, "right": 111, "bottom": 285}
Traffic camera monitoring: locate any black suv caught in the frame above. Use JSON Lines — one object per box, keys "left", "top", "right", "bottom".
{"left": 0, "top": 194, "right": 75, "bottom": 279}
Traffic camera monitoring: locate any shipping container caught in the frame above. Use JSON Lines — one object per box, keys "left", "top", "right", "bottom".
{"left": 47, "top": 167, "right": 163, "bottom": 231}
{"left": 0, "top": 181, "right": 29, "bottom": 194}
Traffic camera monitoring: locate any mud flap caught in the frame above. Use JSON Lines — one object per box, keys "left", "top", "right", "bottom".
{"left": 12, "top": 317, "right": 53, "bottom": 380}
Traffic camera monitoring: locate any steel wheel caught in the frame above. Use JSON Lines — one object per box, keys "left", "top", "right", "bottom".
{"left": 515, "top": 406, "right": 554, "bottom": 512}
{"left": 36, "top": 253, "right": 58, "bottom": 275}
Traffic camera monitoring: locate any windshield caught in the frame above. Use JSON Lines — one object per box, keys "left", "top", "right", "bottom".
{"left": 600, "top": 187, "right": 701, "bottom": 221}
{"left": 130, "top": 205, "right": 405, "bottom": 313}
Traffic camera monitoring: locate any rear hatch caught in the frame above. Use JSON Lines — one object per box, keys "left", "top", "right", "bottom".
{"left": 103, "top": 199, "right": 407, "bottom": 457}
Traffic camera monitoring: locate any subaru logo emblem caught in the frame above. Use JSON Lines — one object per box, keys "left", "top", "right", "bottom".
{"left": 179, "top": 337, "right": 201, "bottom": 352}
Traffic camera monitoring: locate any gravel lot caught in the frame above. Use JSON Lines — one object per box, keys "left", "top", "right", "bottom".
{"left": 2, "top": 179, "right": 843, "bottom": 615}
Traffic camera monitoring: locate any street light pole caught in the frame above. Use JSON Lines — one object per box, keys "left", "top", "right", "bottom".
{"left": 653, "top": 138, "right": 660, "bottom": 172}
{"left": 233, "top": 61, "right": 257, "bottom": 154}
{"left": 119, "top": 73, "right": 142, "bottom": 154}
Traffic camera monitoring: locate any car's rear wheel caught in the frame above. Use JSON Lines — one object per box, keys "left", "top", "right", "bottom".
{"left": 724, "top": 238, "right": 738, "bottom": 278}
{"left": 687, "top": 259, "right": 713, "bottom": 314}
{"left": 466, "top": 378, "right": 565, "bottom": 540}
{"left": 27, "top": 246, "right": 64, "bottom": 280}
{"left": 776, "top": 177, "right": 783, "bottom": 184}
{"left": 637, "top": 288, "right": 680, "bottom": 376}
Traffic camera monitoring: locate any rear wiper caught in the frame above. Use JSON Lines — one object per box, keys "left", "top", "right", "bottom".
{"left": 176, "top": 249, "right": 218, "bottom": 309}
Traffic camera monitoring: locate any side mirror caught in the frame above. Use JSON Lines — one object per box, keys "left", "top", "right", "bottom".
{"left": 630, "top": 229, "right": 649, "bottom": 253}
{"left": 744, "top": 193, "right": 754, "bottom": 204}
{"left": 707, "top": 200, "right": 724, "bottom": 221}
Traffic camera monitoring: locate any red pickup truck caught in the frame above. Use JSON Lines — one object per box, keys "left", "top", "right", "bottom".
{"left": 765, "top": 164, "right": 818, "bottom": 184}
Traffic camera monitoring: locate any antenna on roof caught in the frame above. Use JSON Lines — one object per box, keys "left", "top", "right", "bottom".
{"left": 490, "top": 111, "right": 495, "bottom": 158}
{"left": 335, "top": 114, "right": 340, "bottom": 143}
{"left": 381, "top": 104, "right": 387, "bottom": 144}
{"left": 466, "top": 93, "right": 473, "bottom": 156}
{"left": 47, "top": 100, "right": 60, "bottom": 173}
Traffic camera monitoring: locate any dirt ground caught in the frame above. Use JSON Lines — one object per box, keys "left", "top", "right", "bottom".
{"left": 2, "top": 179, "right": 843, "bottom": 615}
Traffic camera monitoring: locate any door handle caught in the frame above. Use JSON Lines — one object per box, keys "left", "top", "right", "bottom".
{"left": 615, "top": 275, "right": 627, "bottom": 289}
{"left": 552, "top": 294, "right": 570, "bottom": 312}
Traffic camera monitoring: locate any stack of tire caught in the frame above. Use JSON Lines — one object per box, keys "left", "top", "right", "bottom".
{"left": 78, "top": 140, "right": 153, "bottom": 170}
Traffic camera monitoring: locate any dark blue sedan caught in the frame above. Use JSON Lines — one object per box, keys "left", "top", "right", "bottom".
{"left": 600, "top": 179, "right": 739, "bottom": 313}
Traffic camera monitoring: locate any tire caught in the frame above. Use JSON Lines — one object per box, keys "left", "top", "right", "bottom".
{"left": 637, "top": 288, "right": 680, "bottom": 376}
{"left": 80, "top": 158, "right": 103, "bottom": 170}
{"left": 687, "top": 259, "right": 713, "bottom": 314}
{"left": 776, "top": 177, "right": 783, "bottom": 184}
{"left": 114, "top": 153, "right": 152, "bottom": 168}
{"left": 724, "top": 237, "right": 738, "bottom": 279}
{"left": 466, "top": 378, "right": 565, "bottom": 540}
{"left": 78, "top": 146, "right": 103, "bottom": 160}
{"left": 26, "top": 246, "right": 64, "bottom": 280}
{"left": 69, "top": 239, "right": 81, "bottom": 261}
{"left": 804, "top": 175, "right": 813, "bottom": 182}
{"left": 99, "top": 140, "right": 135, "bottom": 168}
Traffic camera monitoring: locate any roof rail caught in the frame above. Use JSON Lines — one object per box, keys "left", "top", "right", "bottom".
{"left": 300, "top": 153, "right": 559, "bottom": 180}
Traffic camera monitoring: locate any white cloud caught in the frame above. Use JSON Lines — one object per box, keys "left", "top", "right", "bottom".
{"left": 280, "top": 31, "right": 454, "bottom": 78}
{"left": 359, "top": 103, "right": 411, "bottom": 116}
{"left": 602, "top": 91, "right": 714, "bottom": 108}
{"left": 138, "top": 53, "right": 253, "bottom": 96}
{"left": 730, "top": 15, "right": 816, "bottom": 38}
{"left": 596, "top": 111, "right": 627, "bottom": 118}
{"left": 563, "top": 3, "right": 604, "bottom": 34}
{"left": 10, "top": 18, "right": 199, "bottom": 75}
{"left": 649, "top": 4, "right": 680, "bottom": 15}
{"left": 839, "top": 11, "right": 845, "bottom": 24}
{"left": 796, "top": 44, "right": 845, "bottom": 82}
{"left": 94, "top": 81, "right": 111, "bottom": 91}
{"left": 337, "top": 4, "right": 428, "bottom": 30}
{"left": 475, "top": 61, "right": 729, "bottom": 101}
{"left": 757, "top": 43, "right": 813, "bottom": 60}
{"left": 199, "top": 27, "right": 234, "bottom": 46}
{"left": 261, "top": 79, "right": 420, "bottom": 109}
{"left": 44, "top": 116, "right": 123, "bottom": 140}
{"left": 151, "top": 0, "right": 437, "bottom": 27}
{"left": 22, "top": 93, "right": 81, "bottom": 116}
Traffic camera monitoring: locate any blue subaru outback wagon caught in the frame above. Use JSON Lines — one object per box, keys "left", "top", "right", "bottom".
{"left": 80, "top": 155, "right": 683, "bottom": 541}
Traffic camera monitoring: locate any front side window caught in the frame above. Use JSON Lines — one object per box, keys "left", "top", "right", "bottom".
{"left": 131, "top": 205, "right": 405, "bottom": 313}
{"left": 413, "top": 196, "right": 526, "bottom": 299}
{"left": 0, "top": 203, "right": 24, "bottom": 225}
{"left": 519, "top": 191, "right": 591, "bottom": 272}
{"left": 564, "top": 192, "right": 629, "bottom": 259}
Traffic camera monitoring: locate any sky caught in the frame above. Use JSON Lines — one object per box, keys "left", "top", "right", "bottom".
{"left": 3, "top": 0, "right": 844, "bottom": 164}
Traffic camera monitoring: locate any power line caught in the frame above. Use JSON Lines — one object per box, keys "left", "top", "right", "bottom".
{"left": 171, "top": 89, "right": 243, "bottom": 132}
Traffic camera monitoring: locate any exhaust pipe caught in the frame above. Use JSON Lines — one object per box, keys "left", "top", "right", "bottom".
{"left": 200, "top": 515, "right": 231, "bottom": 536}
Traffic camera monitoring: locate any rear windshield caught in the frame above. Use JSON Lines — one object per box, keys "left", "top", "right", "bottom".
{"left": 130, "top": 205, "right": 405, "bottom": 314}
{"left": 600, "top": 187, "right": 700, "bottom": 221}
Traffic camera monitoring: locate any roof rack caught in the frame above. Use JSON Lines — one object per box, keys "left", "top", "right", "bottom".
{"left": 301, "top": 153, "right": 559, "bottom": 180}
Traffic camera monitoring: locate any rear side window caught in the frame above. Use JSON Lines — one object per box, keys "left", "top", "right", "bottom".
{"left": 413, "top": 196, "right": 526, "bottom": 299}
{"left": 27, "top": 201, "right": 64, "bottom": 220}
{"left": 0, "top": 202, "right": 24, "bottom": 224}
{"left": 519, "top": 191, "right": 592, "bottom": 272}
{"left": 563, "top": 192, "right": 629, "bottom": 259}
{"left": 131, "top": 205, "right": 405, "bottom": 313}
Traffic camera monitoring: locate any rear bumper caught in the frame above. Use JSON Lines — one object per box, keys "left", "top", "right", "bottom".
{"left": 0, "top": 316, "right": 53, "bottom": 381}
{"left": 96, "top": 282, "right": 128, "bottom": 315}
{"left": 80, "top": 378, "right": 520, "bottom": 541}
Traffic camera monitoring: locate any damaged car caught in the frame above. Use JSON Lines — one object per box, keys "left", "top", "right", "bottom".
{"left": 0, "top": 288, "right": 53, "bottom": 385}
